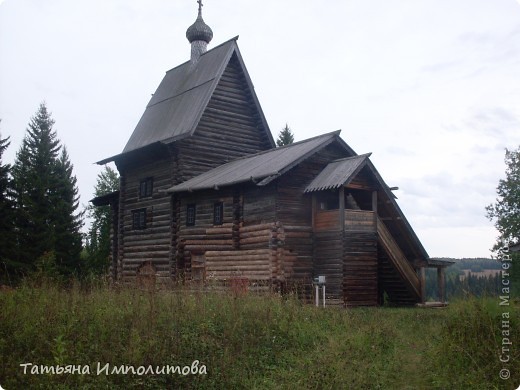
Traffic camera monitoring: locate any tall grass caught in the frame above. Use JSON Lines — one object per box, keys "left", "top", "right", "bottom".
{"left": 0, "top": 279, "right": 518, "bottom": 389}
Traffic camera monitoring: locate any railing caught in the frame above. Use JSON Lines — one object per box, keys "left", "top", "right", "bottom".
{"left": 314, "top": 209, "right": 376, "bottom": 232}
{"left": 376, "top": 217, "right": 421, "bottom": 299}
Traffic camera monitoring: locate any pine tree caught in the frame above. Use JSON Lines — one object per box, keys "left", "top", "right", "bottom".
{"left": 85, "top": 166, "right": 119, "bottom": 275}
{"left": 11, "top": 103, "right": 83, "bottom": 276}
{"left": 276, "top": 123, "right": 294, "bottom": 147}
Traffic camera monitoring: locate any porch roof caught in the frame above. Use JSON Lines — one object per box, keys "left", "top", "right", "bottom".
{"left": 304, "top": 154, "right": 371, "bottom": 193}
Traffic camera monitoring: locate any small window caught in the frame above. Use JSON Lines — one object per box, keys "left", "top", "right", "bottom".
{"left": 132, "top": 208, "right": 147, "bottom": 230}
{"left": 213, "top": 202, "right": 223, "bottom": 225}
{"left": 186, "top": 204, "right": 196, "bottom": 226}
{"left": 139, "top": 177, "right": 153, "bottom": 198}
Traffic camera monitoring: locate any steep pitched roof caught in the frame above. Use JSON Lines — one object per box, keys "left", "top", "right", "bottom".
{"left": 167, "top": 130, "right": 348, "bottom": 193}
{"left": 97, "top": 37, "right": 273, "bottom": 164}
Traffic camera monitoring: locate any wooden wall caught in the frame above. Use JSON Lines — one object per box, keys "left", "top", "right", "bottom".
{"left": 117, "top": 152, "right": 175, "bottom": 284}
{"left": 275, "top": 144, "right": 349, "bottom": 296}
{"left": 175, "top": 53, "right": 273, "bottom": 183}
{"left": 313, "top": 230, "right": 344, "bottom": 304}
{"left": 174, "top": 185, "right": 282, "bottom": 288}
{"left": 343, "top": 232, "right": 378, "bottom": 306}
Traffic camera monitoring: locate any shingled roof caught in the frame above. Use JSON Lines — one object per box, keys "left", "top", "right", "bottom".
{"left": 97, "top": 37, "right": 273, "bottom": 164}
{"left": 167, "top": 130, "right": 352, "bottom": 193}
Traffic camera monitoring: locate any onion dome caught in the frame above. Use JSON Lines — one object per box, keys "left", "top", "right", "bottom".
{"left": 186, "top": 4, "right": 213, "bottom": 44}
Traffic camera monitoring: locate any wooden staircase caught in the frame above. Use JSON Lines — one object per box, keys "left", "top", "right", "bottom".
{"left": 377, "top": 217, "right": 421, "bottom": 302}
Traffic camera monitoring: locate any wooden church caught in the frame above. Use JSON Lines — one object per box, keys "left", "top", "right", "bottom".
{"left": 93, "top": 3, "right": 450, "bottom": 306}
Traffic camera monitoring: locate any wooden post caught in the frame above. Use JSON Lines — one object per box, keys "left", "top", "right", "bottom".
{"left": 420, "top": 267, "right": 426, "bottom": 304}
{"left": 372, "top": 190, "right": 378, "bottom": 229}
{"left": 339, "top": 187, "right": 345, "bottom": 232}
{"left": 372, "top": 190, "right": 378, "bottom": 213}
{"left": 437, "top": 267, "right": 445, "bottom": 303}
{"left": 312, "top": 193, "right": 317, "bottom": 230}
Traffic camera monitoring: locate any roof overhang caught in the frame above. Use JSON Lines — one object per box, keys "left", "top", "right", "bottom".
{"left": 90, "top": 191, "right": 120, "bottom": 207}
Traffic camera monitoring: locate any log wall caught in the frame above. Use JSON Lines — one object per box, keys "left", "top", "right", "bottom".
{"left": 343, "top": 232, "right": 378, "bottom": 306}
{"left": 118, "top": 153, "right": 175, "bottom": 284}
{"left": 275, "top": 144, "right": 348, "bottom": 294}
{"left": 175, "top": 54, "right": 273, "bottom": 183}
{"left": 313, "top": 230, "right": 344, "bottom": 304}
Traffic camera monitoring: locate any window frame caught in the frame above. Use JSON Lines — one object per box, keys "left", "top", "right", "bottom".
{"left": 132, "top": 208, "right": 147, "bottom": 230}
{"left": 186, "top": 204, "right": 196, "bottom": 227}
{"left": 213, "top": 202, "right": 224, "bottom": 225}
{"left": 139, "top": 177, "right": 153, "bottom": 198}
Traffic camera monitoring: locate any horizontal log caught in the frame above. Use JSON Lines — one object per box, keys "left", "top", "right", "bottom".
{"left": 205, "top": 249, "right": 271, "bottom": 256}
{"left": 240, "top": 223, "right": 275, "bottom": 233}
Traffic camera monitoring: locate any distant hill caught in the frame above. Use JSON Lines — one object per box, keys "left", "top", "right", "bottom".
{"left": 434, "top": 258, "right": 500, "bottom": 274}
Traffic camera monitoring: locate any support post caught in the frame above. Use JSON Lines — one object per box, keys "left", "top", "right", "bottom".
{"left": 312, "top": 193, "right": 317, "bottom": 230}
{"left": 372, "top": 190, "right": 378, "bottom": 227}
{"left": 339, "top": 187, "right": 345, "bottom": 232}
{"left": 437, "top": 267, "right": 445, "bottom": 304}
{"left": 420, "top": 267, "right": 426, "bottom": 304}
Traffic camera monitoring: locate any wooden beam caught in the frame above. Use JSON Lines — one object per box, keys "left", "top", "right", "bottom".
{"left": 372, "top": 190, "right": 378, "bottom": 229}
{"left": 312, "top": 193, "right": 317, "bottom": 231}
{"left": 339, "top": 187, "right": 345, "bottom": 233}
{"left": 420, "top": 267, "right": 426, "bottom": 304}
{"left": 437, "top": 267, "right": 446, "bottom": 303}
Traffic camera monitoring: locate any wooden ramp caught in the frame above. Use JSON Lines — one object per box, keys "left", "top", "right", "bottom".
{"left": 377, "top": 217, "right": 421, "bottom": 302}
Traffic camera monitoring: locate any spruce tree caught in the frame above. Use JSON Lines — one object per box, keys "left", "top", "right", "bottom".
{"left": 0, "top": 127, "right": 17, "bottom": 281}
{"left": 11, "top": 103, "right": 83, "bottom": 276}
{"left": 276, "top": 123, "right": 295, "bottom": 147}
{"left": 52, "top": 147, "right": 84, "bottom": 275}
{"left": 85, "top": 166, "right": 119, "bottom": 275}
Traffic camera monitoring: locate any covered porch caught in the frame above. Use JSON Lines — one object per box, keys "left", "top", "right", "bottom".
{"left": 304, "top": 154, "right": 451, "bottom": 306}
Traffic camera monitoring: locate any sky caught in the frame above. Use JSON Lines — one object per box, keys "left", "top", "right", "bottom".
{"left": 1, "top": 0, "right": 520, "bottom": 259}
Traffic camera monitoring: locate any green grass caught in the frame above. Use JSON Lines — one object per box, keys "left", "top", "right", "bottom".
{"left": 0, "top": 280, "right": 518, "bottom": 389}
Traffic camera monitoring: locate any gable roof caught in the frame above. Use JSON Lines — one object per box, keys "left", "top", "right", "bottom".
{"left": 167, "top": 130, "right": 349, "bottom": 193}
{"left": 97, "top": 37, "right": 274, "bottom": 164}
{"left": 304, "top": 154, "right": 371, "bottom": 193}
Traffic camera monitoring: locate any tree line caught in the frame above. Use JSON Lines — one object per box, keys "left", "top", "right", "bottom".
{"left": 0, "top": 110, "right": 295, "bottom": 284}
{"left": 0, "top": 103, "right": 118, "bottom": 283}
{"left": 424, "top": 267, "right": 503, "bottom": 301}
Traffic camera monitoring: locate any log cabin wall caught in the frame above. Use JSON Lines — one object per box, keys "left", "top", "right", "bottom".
{"left": 177, "top": 190, "right": 235, "bottom": 280}
{"left": 175, "top": 185, "right": 279, "bottom": 287}
{"left": 109, "top": 196, "right": 119, "bottom": 282}
{"left": 314, "top": 230, "right": 344, "bottom": 304}
{"left": 175, "top": 54, "right": 273, "bottom": 183}
{"left": 275, "top": 144, "right": 349, "bottom": 299}
{"left": 343, "top": 232, "right": 378, "bottom": 306}
{"left": 116, "top": 152, "right": 175, "bottom": 284}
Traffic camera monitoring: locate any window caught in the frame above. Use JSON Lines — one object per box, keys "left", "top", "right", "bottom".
{"left": 213, "top": 202, "right": 223, "bottom": 225}
{"left": 186, "top": 204, "right": 196, "bottom": 226}
{"left": 132, "top": 208, "right": 147, "bottom": 230}
{"left": 139, "top": 177, "right": 153, "bottom": 198}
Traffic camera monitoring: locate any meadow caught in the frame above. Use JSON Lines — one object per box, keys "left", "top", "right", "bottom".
{"left": 0, "top": 279, "right": 518, "bottom": 389}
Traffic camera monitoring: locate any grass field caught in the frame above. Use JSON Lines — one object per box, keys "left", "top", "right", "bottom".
{"left": 0, "top": 279, "right": 518, "bottom": 389}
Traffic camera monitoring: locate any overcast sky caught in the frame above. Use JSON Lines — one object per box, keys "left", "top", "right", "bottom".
{"left": 1, "top": 0, "right": 520, "bottom": 258}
